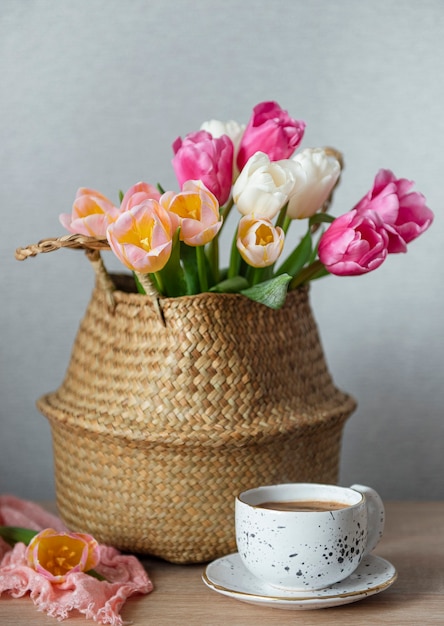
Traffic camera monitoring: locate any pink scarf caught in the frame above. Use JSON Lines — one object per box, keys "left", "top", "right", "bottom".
{"left": 0, "top": 495, "right": 153, "bottom": 624}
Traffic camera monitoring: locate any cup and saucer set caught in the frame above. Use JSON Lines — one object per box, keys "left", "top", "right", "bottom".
{"left": 202, "top": 483, "right": 397, "bottom": 610}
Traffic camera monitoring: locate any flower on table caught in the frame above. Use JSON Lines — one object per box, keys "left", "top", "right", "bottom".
{"left": 25, "top": 528, "right": 100, "bottom": 583}
{"left": 59, "top": 188, "right": 119, "bottom": 237}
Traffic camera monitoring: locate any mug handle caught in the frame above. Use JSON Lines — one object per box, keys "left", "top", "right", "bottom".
{"left": 350, "top": 484, "right": 385, "bottom": 555}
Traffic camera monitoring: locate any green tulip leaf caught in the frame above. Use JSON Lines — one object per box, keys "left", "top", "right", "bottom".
{"left": 210, "top": 276, "right": 249, "bottom": 293}
{"left": 276, "top": 230, "right": 312, "bottom": 278}
{"left": 240, "top": 274, "right": 292, "bottom": 309}
{"left": 309, "top": 213, "right": 335, "bottom": 226}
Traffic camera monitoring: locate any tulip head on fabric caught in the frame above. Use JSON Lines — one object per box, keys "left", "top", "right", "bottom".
{"left": 26, "top": 528, "right": 100, "bottom": 583}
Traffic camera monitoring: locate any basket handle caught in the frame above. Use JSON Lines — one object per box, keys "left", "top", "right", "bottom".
{"left": 15, "top": 233, "right": 111, "bottom": 259}
{"left": 15, "top": 234, "right": 116, "bottom": 307}
{"left": 15, "top": 234, "right": 164, "bottom": 322}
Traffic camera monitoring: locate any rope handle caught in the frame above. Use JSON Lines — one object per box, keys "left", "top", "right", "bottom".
{"left": 15, "top": 233, "right": 110, "bottom": 260}
{"left": 15, "top": 234, "right": 164, "bottom": 322}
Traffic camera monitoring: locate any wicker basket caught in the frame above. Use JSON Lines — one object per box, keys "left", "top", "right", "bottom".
{"left": 16, "top": 236, "right": 356, "bottom": 563}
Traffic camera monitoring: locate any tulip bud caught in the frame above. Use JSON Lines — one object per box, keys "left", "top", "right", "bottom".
{"left": 236, "top": 215, "right": 285, "bottom": 268}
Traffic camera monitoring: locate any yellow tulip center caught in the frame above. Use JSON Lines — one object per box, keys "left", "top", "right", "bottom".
{"left": 121, "top": 215, "right": 155, "bottom": 250}
{"left": 255, "top": 224, "right": 273, "bottom": 246}
{"left": 170, "top": 194, "right": 201, "bottom": 220}
{"left": 37, "top": 536, "right": 85, "bottom": 577}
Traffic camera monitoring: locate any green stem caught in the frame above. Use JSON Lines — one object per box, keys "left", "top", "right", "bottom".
{"left": 152, "top": 272, "right": 165, "bottom": 294}
{"left": 274, "top": 203, "right": 289, "bottom": 230}
{"left": 196, "top": 245, "right": 208, "bottom": 292}
{"left": 247, "top": 266, "right": 265, "bottom": 286}
{"left": 207, "top": 237, "right": 219, "bottom": 284}
{"left": 219, "top": 196, "right": 234, "bottom": 224}
{"left": 227, "top": 232, "right": 242, "bottom": 279}
{"left": 205, "top": 197, "right": 233, "bottom": 283}
{"left": 289, "top": 260, "right": 329, "bottom": 290}
{"left": 0, "top": 526, "right": 38, "bottom": 546}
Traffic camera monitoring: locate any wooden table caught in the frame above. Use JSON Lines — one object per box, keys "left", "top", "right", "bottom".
{"left": 0, "top": 502, "right": 442, "bottom": 625}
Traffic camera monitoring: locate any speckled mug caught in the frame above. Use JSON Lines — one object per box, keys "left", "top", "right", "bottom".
{"left": 235, "top": 483, "right": 385, "bottom": 590}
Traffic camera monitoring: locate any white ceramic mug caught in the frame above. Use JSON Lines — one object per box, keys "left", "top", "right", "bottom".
{"left": 235, "top": 483, "right": 385, "bottom": 590}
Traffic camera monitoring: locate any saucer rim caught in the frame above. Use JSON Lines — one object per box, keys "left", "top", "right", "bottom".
{"left": 202, "top": 552, "right": 397, "bottom": 604}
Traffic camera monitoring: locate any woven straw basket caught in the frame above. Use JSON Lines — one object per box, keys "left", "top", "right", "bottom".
{"left": 16, "top": 235, "right": 356, "bottom": 564}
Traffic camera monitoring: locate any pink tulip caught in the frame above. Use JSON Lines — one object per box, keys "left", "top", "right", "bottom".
{"left": 106, "top": 199, "right": 175, "bottom": 273}
{"left": 161, "top": 180, "right": 222, "bottom": 247}
{"left": 59, "top": 188, "right": 119, "bottom": 237}
{"left": 318, "top": 209, "right": 389, "bottom": 275}
{"left": 26, "top": 528, "right": 100, "bottom": 583}
{"left": 236, "top": 101, "right": 306, "bottom": 171}
{"left": 120, "top": 181, "right": 161, "bottom": 212}
{"left": 172, "top": 130, "right": 234, "bottom": 205}
{"left": 354, "top": 169, "right": 434, "bottom": 252}
{"left": 236, "top": 215, "right": 285, "bottom": 268}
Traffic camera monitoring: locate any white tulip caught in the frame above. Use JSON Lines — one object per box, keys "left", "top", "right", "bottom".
{"left": 233, "top": 152, "right": 299, "bottom": 220}
{"left": 286, "top": 148, "right": 341, "bottom": 219}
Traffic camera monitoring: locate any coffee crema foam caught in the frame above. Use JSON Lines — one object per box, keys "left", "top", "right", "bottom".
{"left": 257, "top": 500, "right": 349, "bottom": 512}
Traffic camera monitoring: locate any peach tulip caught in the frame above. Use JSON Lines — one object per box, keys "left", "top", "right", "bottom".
{"left": 59, "top": 188, "right": 119, "bottom": 237}
{"left": 106, "top": 199, "right": 175, "bottom": 273}
{"left": 120, "top": 181, "right": 161, "bottom": 212}
{"left": 26, "top": 528, "right": 100, "bottom": 583}
{"left": 236, "top": 215, "right": 285, "bottom": 268}
{"left": 161, "top": 180, "right": 222, "bottom": 246}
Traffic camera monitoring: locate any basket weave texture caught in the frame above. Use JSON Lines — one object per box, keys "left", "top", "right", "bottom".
{"left": 37, "top": 274, "right": 356, "bottom": 563}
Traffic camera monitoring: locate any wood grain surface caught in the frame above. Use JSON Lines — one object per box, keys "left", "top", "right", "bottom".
{"left": 0, "top": 502, "right": 443, "bottom": 625}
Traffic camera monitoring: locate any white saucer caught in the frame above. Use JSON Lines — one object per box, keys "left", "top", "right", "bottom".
{"left": 202, "top": 552, "right": 397, "bottom": 610}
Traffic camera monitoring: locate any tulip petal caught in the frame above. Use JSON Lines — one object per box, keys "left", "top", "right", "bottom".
{"left": 106, "top": 200, "right": 174, "bottom": 273}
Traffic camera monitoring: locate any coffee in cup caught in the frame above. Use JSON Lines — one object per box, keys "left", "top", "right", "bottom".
{"left": 235, "top": 483, "right": 385, "bottom": 591}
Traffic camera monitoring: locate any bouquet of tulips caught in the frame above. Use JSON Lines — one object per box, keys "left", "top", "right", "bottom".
{"left": 59, "top": 101, "right": 434, "bottom": 309}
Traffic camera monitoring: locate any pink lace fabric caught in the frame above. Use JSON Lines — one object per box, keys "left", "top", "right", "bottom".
{"left": 0, "top": 495, "right": 153, "bottom": 624}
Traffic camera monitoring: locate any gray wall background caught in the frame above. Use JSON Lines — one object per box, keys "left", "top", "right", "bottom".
{"left": 1, "top": 0, "right": 443, "bottom": 502}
